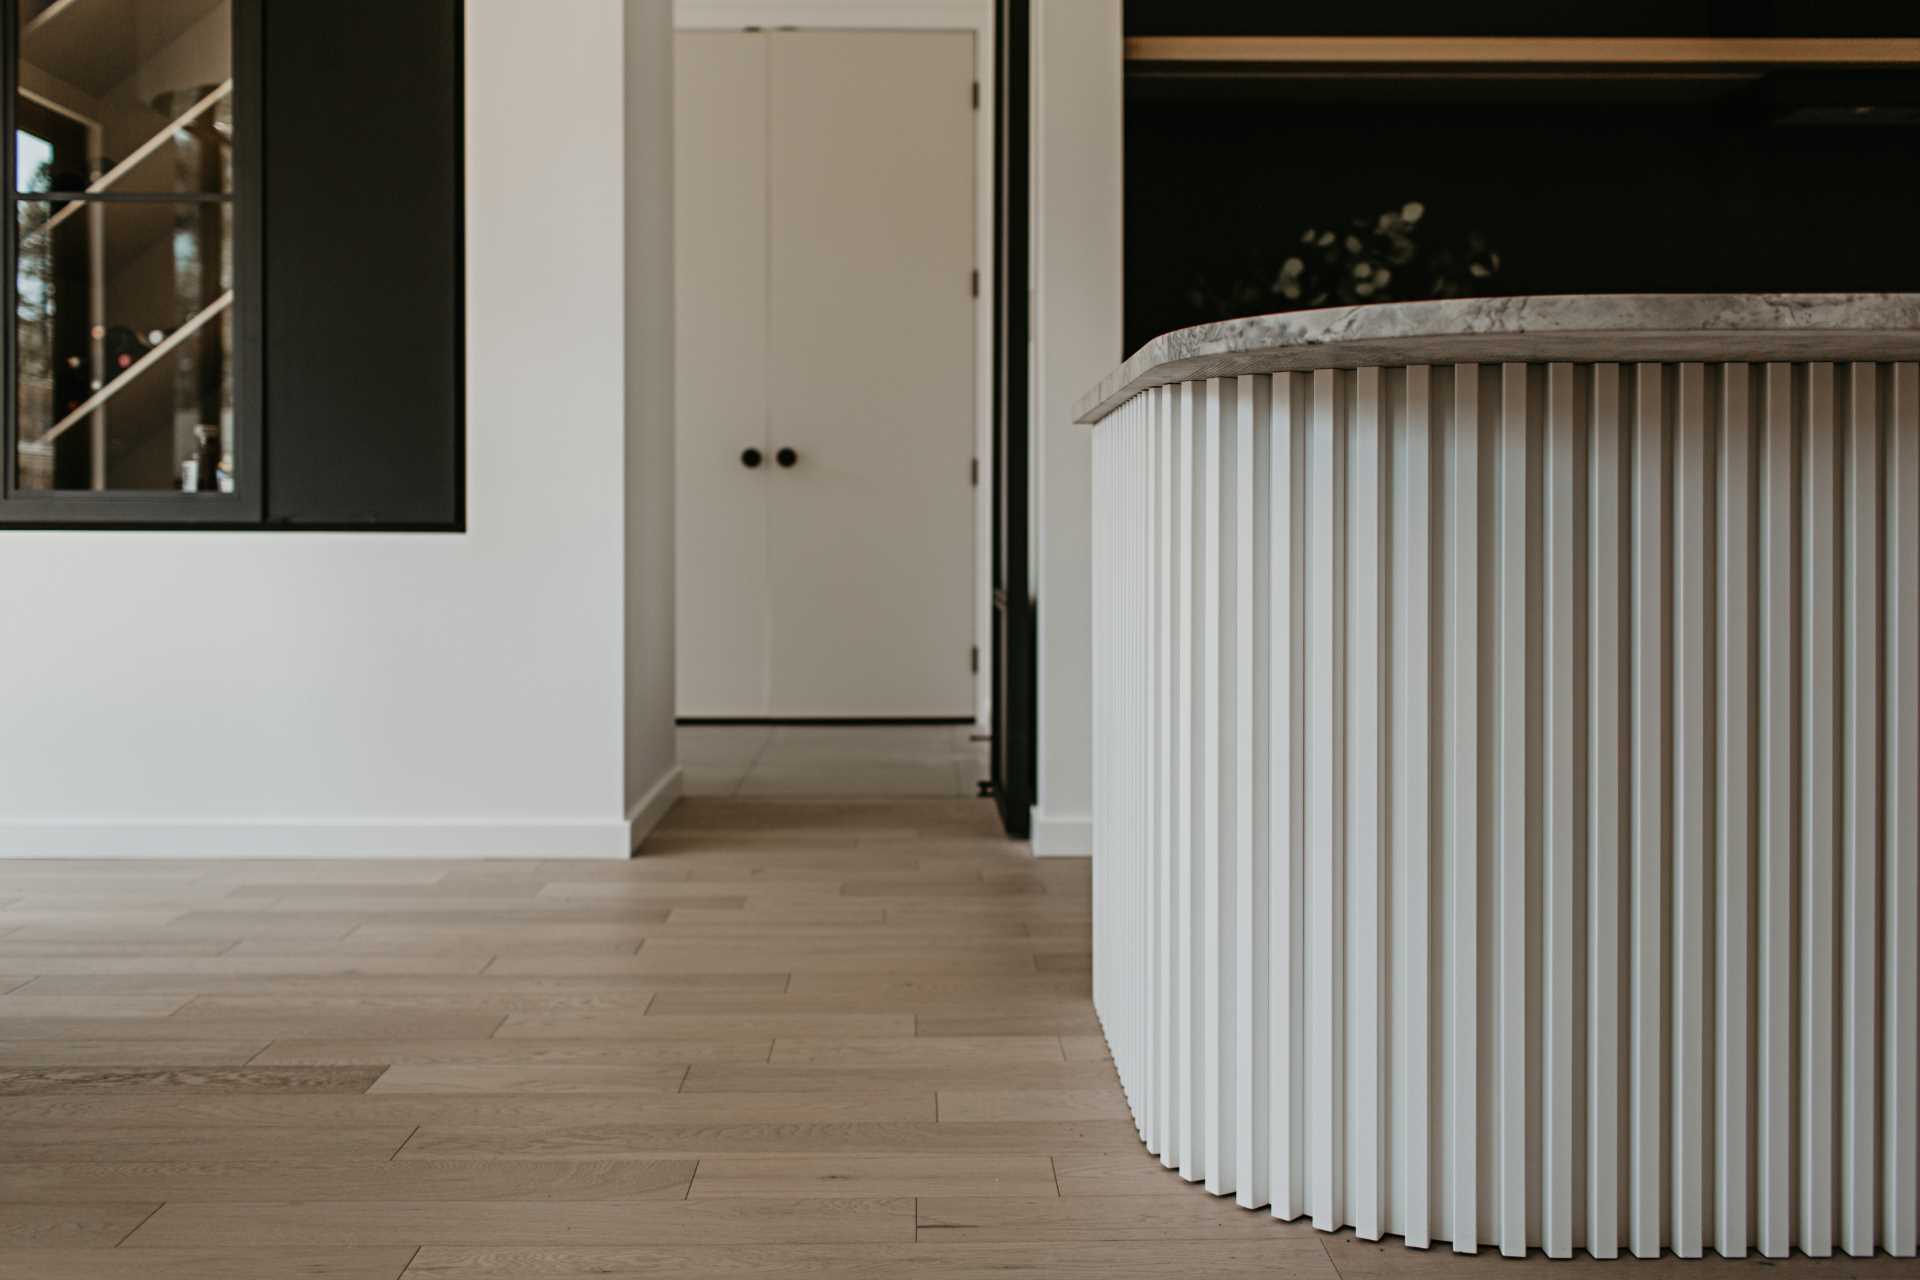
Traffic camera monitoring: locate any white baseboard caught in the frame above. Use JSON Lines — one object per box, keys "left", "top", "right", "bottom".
{"left": 0, "top": 817, "right": 636, "bottom": 860}
{"left": 626, "top": 764, "right": 684, "bottom": 853}
{"left": 1029, "top": 808, "right": 1092, "bottom": 858}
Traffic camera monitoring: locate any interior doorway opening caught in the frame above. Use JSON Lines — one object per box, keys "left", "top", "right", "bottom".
{"left": 671, "top": 11, "right": 1003, "bottom": 806}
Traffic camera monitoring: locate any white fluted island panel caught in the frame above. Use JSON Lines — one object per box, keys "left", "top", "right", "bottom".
{"left": 1083, "top": 295, "right": 1920, "bottom": 1260}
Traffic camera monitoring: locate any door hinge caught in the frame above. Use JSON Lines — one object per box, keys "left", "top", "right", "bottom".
{"left": 971, "top": 458, "right": 980, "bottom": 487}
{"left": 971, "top": 645, "right": 980, "bottom": 674}
{"left": 970, "top": 269, "right": 980, "bottom": 298}
{"left": 972, "top": 81, "right": 981, "bottom": 110}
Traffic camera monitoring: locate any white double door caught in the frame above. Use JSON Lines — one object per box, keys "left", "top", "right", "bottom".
{"left": 674, "top": 29, "right": 977, "bottom": 720}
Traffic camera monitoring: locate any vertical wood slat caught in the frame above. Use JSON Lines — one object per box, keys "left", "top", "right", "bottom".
{"left": 1443, "top": 363, "right": 1482, "bottom": 1254}
{"left": 1202, "top": 377, "right": 1240, "bottom": 1195}
{"left": 1182, "top": 378, "right": 1211, "bottom": 1184}
{"left": 1714, "top": 364, "right": 1754, "bottom": 1258}
{"left": 1671, "top": 362, "right": 1710, "bottom": 1259}
{"left": 1234, "top": 374, "right": 1272, "bottom": 1211}
{"left": 1839, "top": 362, "right": 1880, "bottom": 1259}
{"left": 1801, "top": 362, "right": 1838, "bottom": 1259}
{"left": 1494, "top": 364, "right": 1532, "bottom": 1257}
{"left": 1306, "top": 367, "right": 1348, "bottom": 1231}
{"left": 1088, "top": 358, "right": 1916, "bottom": 1262}
{"left": 1887, "top": 362, "right": 1920, "bottom": 1260}
{"left": 1628, "top": 363, "right": 1668, "bottom": 1259}
{"left": 1542, "top": 362, "right": 1581, "bottom": 1259}
{"left": 1755, "top": 362, "right": 1796, "bottom": 1259}
{"left": 1588, "top": 363, "right": 1626, "bottom": 1261}
{"left": 1392, "top": 365, "right": 1434, "bottom": 1248}
{"left": 1142, "top": 386, "right": 1162, "bottom": 1157}
{"left": 1349, "top": 366, "right": 1388, "bottom": 1241}
{"left": 1270, "top": 373, "right": 1308, "bottom": 1222}
{"left": 1155, "top": 383, "right": 1179, "bottom": 1169}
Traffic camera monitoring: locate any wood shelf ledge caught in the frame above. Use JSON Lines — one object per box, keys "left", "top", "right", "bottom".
{"left": 1124, "top": 36, "right": 1920, "bottom": 68}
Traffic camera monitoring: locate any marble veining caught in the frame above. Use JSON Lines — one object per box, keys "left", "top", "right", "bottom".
{"left": 1077, "top": 292, "right": 1920, "bottom": 423}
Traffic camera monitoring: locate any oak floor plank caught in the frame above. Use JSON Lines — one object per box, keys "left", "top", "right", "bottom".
{"left": 687, "top": 1155, "right": 1058, "bottom": 1199}
{"left": 0, "top": 1066, "right": 385, "bottom": 1095}
{"left": 400, "top": 1120, "right": 1141, "bottom": 1160}
{"left": 250, "top": 1038, "right": 771, "bottom": 1067}
{"left": 1052, "top": 1150, "right": 1200, "bottom": 1197}
{"left": 364, "top": 1065, "right": 690, "bottom": 1094}
{"left": 0, "top": 1089, "right": 939, "bottom": 1128}
{"left": 177, "top": 993, "right": 665, "bottom": 1017}
{"left": 0, "top": 1248, "right": 418, "bottom": 1279}
{"left": 0, "top": 1124, "right": 418, "bottom": 1164}
{"left": 0, "top": 1202, "right": 159, "bottom": 1248}
{"left": 0, "top": 1040, "right": 268, "bottom": 1067}
{"left": 0, "top": 1158, "right": 696, "bottom": 1203}
{"left": 916, "top": 1013, "right": 1102, "bottom": 1038}
{"left": 769, "top": 1037, "right": 1066, "bottom": 1066}
{"left": 492, "top": 1012, "right": 912, "bottom": 1041}
{"left": 400, "top": 1241, "right": 1335, "bottom": 1279}
{"left": 917, "top": 1194, "right": 1313, "bottom": 1241}
{"left": 0, "top": 956, "right": 493, "bottom": 977}
{"left": 682, "top": 1062, "right": 1120, "bottom": 1094}
{"left": 19, "top": 973, "right": 788, "bottom": 996}
{"left": 645, "top": 991, "right": 1088, "bottom": 1016}
{"left": 935, "top": 1089, "right": 1130, "bottom": 1122}
{"left": 0, "top": 1014, "right": 505, "bottom": 1041}
{"left": 121, "top": 1197, "right": 912, "bottom": 1246}
{"left": 0, "top": 994, "right": 193, "bottom": 1018}
{"left": 782, "top": 973, "right": 1089, "bottom": 1000}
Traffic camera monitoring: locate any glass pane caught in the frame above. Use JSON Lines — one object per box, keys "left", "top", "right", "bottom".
{"left": 18, "top": 0, "right": 234, "bottom": 194}
{"left": 14, "top": 0, "right": 236, "bottom": 497}
{"left": 16, "top": 198, "right": 235, "bottom": 493}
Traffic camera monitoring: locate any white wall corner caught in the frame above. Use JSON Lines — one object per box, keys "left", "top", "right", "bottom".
{"left": 627, "top": 764, "right": 684, "bottom": 852}
{"left": 1029, "top": 807, "right": 1093, "bottom": 858}
{"left": 1030, "top": 0, "right": 1123, "bottom": 853}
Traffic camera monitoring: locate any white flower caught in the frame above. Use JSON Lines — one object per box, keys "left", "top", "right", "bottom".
{"left": 1281, "top": 257, "right": 1304, "bottom": 277}
{"left": 1281, "top": 282, "right": 1302, "bottom": 300}
{"left": 1470, "top": 263, "right": 1490, "bottom": 278}
{"left": 1317, "top": 231, "right": 1336, "bottom": 247}
{"left": 1354, "top": 281, "right": 1377, "bottom": 297}
{"left": 1302, "top": 228, "right": 1317, "bottom": 243}
{"left": 1373, "top": 268, "right": 1392, "bottom": 287}
{"left": 1354, "top": 262, "right": 1373, "bottom": 279}
{"left": 1345, "top": 235, "right": 1363, "bottom": 254}
{"left": 1402, "top": 201, "right": 1425, "bottom": 223}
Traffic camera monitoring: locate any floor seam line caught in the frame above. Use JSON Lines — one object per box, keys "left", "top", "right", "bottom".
{"left": 389, "top": 1123, "right": 422, "bottom": 1161}
{"left": 110, "top": 1201, "right": 166, "bottom": 1247}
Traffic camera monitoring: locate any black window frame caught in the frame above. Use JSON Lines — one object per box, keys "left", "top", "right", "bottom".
{"left": 0, "top": 0, "right": 264, "bottom": 528}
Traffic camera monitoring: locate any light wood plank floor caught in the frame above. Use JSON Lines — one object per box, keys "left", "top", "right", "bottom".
{"left": 0, "top": 799, "right": 1905, "bottom": 1278}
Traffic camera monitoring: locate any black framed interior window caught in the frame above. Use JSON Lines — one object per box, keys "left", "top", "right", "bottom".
{"left": 2, "top": 0, "right": 466, "bottom": 532}
{"left": 3, "top": 0, "right": 261, "bottom": 525}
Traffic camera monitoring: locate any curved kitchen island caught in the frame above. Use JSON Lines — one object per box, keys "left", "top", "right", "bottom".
{"left": 1080, "top": 295, "right": 1919, "bottom": 1260}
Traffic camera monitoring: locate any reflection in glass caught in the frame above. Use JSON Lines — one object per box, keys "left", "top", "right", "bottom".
{"left": 14, "top": 0, "right": 235, "bottom": 494}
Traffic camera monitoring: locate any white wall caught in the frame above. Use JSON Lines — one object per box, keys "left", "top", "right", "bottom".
{"left": 0, "top": 2, "right": 659, "bottom": 858}
{"left": 1029, "top": 0, "right": 1122, "bottom": 856}
{"left": 625, "top": 0, "right": 682, "bottom": 843}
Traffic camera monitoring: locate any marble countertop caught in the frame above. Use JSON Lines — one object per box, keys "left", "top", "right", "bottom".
{"left": 1077, "top": 293, "right": 1920, "bottom": 423}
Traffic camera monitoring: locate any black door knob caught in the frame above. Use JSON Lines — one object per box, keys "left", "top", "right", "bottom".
{"left": 740, "top": 448, "right": 763, "bottom": 469}
{"left": 776, "top": 447, "right": 798, "bottom": 468}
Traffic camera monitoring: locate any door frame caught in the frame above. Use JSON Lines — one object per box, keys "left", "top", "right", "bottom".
{"left": 675, "top": 0, "right": 996, "bottom": 732}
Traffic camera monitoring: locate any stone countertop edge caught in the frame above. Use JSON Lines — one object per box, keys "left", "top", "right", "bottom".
{"left": 1075, "top": 293, "right": 1920, "bottom": 424}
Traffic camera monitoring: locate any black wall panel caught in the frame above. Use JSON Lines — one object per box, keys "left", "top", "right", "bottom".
{"left": 263, "top": 0, "right": 464, "bottom": 529}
